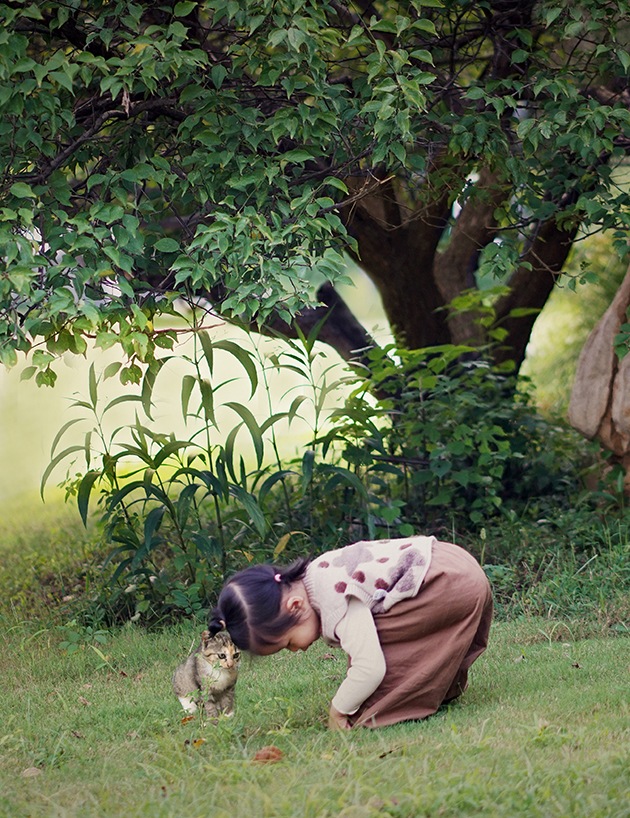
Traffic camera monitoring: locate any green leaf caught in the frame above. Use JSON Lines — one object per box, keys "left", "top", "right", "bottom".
{"left": 9, "top": 182, "right": 36, "bottom": 198}
{"left": 198, "top": 331, "right": 214, "bottom": 374}
{"left": 103, "top": 362, "right": 122, "bottom": 380}
{"left": 302, "top": 449, "right": 315, "bottom": 490}
{"left": 143, "top": 505, "right": 166, "bottom": 549}
{"left": 154, "top": 237, "right": 180, "bottom": 252}
{"left": 229, "top": 485, "right": 267, "bottom": 536}
{"left": 199, "top": 379, "right": 216, "bottom": 426}
{"left": 214, "top": 340, "right": 258, "bottom": 397}
{"left": 174, "top": 0, "right": 197, "bottom": 16}
{"left": 88, "top": 363, "right": 98, "bottom": 408}
{"left": 225, "top": 401, "right": 264, "bottom": 467}
{"left": 258, "top": 469, "right": 295, "bottom": 504}
{"left": 141, "top": 359, "right": 166, "bottom": 420}
{"left": 153, "top": 440, "right": 192, "bottom": 468}
{"left": 40, "top": 445, "right": 84, "bottom": 498}
{"left": 77, "top": 470, "right": 100, "bottom": 526}
{"left": 181, "top": 374, "right": 197, "bottom": 418}
{"left": 102, "top": 395, "right": 144, "bottom": 414}
{"left": 50, "top": 417, "right": 84, "bottom": 457}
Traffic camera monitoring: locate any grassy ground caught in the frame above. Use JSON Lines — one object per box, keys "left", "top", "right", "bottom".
{"left": 1, "top": 617, "right": 628, "bottom": 818}
{"left": 0, "top": 501, "right": 628, "bottom": 818}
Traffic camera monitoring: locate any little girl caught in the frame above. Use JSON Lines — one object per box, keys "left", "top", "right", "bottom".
{"left": 208, "top": 535, "right": 493, "bottom": 729}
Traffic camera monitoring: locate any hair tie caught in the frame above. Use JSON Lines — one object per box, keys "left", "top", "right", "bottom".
{"left": 274, "top": 573, "right": 282, "bottom": 583}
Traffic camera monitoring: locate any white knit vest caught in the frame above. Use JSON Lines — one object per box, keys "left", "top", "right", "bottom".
{"left": 303, "top": 536, "right": 434, "bottom": 644}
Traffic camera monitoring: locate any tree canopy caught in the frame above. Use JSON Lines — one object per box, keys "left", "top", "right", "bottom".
{"left": 1, "top": 0, "right": 629, "bottom": 385}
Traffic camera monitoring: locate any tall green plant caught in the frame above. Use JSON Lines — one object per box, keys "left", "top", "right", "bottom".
{"left": 43, "top": 323, "right": 357, "bottom": 623}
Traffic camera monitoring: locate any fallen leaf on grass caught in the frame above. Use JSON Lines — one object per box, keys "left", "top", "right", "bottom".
{"left": 71, "top": 731, "right": 84, "bottom": 739}
{"left": 184, "top": 738, "right": 207, "bottom": 749}
{"left": 321, "top": 653, "right": 337, "bottom": 661}
{"left": 180, "top": 714, "right": 195, "bottom": 724}
{"left": 252, "top": 746, "right": 283, "bottom": 763}
{"left": 21, "top": 767, "right": 42, "bottom": 778}
{"left": 78, "top": 696, "right": 92, "bottom": 706}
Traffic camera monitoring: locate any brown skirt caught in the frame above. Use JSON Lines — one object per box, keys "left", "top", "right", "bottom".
{"left": 349, "top": 540, "right": 493, "bottom": 728}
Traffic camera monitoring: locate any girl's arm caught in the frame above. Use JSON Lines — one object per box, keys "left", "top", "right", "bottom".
{"left": 331, "top": 597, "right": 386, "bottom": 716}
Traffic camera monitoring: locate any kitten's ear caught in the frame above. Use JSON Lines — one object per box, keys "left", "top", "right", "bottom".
{"left": 201, "top": 630, "right": 211, "bottom": 644}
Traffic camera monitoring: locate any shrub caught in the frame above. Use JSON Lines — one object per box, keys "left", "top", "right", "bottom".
{"left": 324, "top": 344, "right": 591, "bottom": 533}
{"left": 44, "top": 333, "right": 595, "bottom": 625}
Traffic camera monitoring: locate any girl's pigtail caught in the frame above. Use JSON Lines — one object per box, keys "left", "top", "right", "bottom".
{"left": 207, "top": 610, "right": 226, "bottom": 636}
{"left": 275, "top": 556, "right": 310, "bottom": 584}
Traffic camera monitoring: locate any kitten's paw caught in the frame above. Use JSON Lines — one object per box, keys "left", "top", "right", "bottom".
{"left": 178, "top": 696, "right": 198, "bottom": 714}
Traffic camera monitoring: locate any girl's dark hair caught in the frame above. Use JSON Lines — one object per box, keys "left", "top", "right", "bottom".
{"left": 208, "top": 557, "right": 310, "bottom": 654}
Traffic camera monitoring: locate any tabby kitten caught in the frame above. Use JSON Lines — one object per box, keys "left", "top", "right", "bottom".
{"left": 172, "top": 630, "right": 240, "bottom": 720}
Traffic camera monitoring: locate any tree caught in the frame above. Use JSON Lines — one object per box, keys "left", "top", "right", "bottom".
{"left": 1, "top": 0, "right": 629, "bottom": 386}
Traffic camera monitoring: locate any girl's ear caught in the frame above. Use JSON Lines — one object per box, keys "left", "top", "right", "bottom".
{"left": 285, "top": 594, "right": 305, "bottom": 614}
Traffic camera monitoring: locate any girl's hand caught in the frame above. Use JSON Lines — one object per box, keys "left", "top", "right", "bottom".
{"left": 328, "top": 704, "right": 351, "bottom": 730}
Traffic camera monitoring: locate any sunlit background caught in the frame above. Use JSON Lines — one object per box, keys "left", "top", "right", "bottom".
{"left": 0, "top": 268, "right": 392, "bottom": 507}
{"left": 0, "top": 239, "right": 621, "bottom": 509}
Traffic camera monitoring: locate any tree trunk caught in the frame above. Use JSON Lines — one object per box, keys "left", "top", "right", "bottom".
{"left": 568, "top": 261, "right": 630, "bottom": 487}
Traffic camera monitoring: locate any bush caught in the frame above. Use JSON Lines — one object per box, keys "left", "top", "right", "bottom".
{"left": 324, "top": 344, "right": 591, "bottom": 534}
{"left": 43, "top": 335, "right": 598, "bottom": 626}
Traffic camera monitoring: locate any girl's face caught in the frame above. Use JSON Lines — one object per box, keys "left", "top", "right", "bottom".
{"left": 257, "top": 589, "right": 321, "bottom": 655}
{"left": 282, "top": 607, "right": 321, "bottom": 652}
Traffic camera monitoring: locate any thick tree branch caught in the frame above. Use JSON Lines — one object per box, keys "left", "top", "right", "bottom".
{"left": 494, "top": 217, "right": 579, "bottom": 368}
{"left": 435, "top": 166, "right": 506, "bottom": 344}
{"left": 216, "top": 282, "right": 379, "bottom": 370}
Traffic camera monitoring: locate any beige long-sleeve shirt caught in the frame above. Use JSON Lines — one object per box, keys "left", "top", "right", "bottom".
{"left": 330, "top": 597, "right": 386, "bottom": 714}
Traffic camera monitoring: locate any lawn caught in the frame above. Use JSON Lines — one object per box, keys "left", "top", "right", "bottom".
{"left": 1, "top": 617, "right": 628, "bottom": 818}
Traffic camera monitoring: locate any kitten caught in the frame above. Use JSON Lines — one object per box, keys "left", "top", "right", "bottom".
{"left": 172, "top": 630, "right": 240, "bottom": 720}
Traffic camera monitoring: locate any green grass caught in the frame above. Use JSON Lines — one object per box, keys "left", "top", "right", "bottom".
{"left": 0, "top": 619, "right": 628, "bottom": 818}
{"left": 0, "top": 500, "right": 628, "bottom": 817}
{"left": 0, "top": 496, "right": 104, "bottom": 620}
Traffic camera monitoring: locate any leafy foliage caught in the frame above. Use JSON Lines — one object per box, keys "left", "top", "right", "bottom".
{"left": 1, "top": 0, "right": 629, "bottom": 376}
{"left": 325, "top": 343, "right": 590, "bottom": 530}
{"left": 41, "top": 326, "right": 591, "bottom": 624}
{"left": 42, "top": 323, "right": 359, "bottom": 623}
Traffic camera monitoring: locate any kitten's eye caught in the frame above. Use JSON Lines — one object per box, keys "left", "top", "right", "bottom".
{"left": 234, "top": 652, "right": 240, "bottom": 660}
{"left": 218, "top": 653, "right": 225, "bottom": 659}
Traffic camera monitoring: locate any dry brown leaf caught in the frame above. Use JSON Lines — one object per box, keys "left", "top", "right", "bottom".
{"left": 21, "top": 767, "right": 42, "bottom": 778}
{"left": 183, "top": 737, "right": 207, "bottom": 749}
{"left": 180, "top": 714, "right": 195, "bottom": 724}
{"left": 78, "top": 696, "right": 92, "bottom": 706}
{"left": 252, "top": 745, "right": 284, "bottom": 763}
